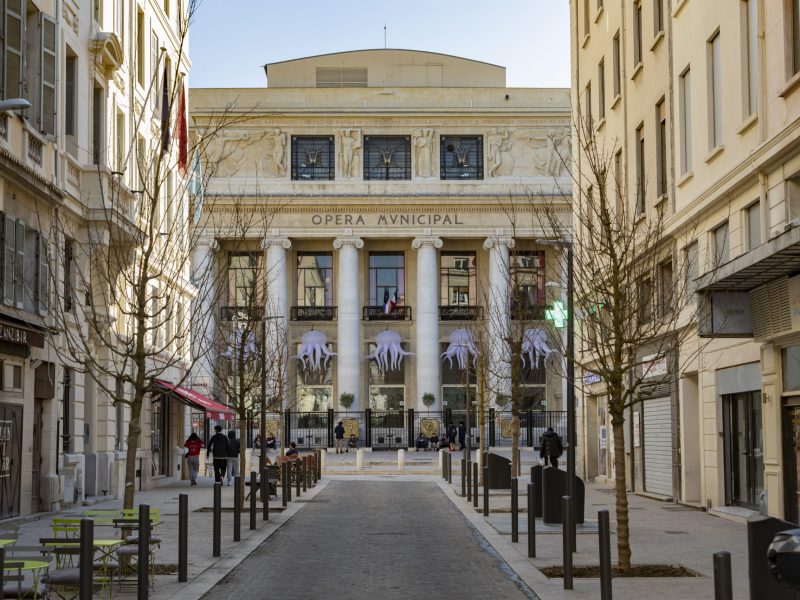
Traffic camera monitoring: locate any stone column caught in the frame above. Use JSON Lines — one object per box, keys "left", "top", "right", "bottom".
{"left": 261, "top": 236, "right": 292, "bottom": 408}
{"left": 334, "top": 237, "right": 364, "bottom": 411}
{"left": 190, "top": 238, "right": 219, "bottom": 397}
{"left": 412, "top": 236, "right": 443, "bottom": 411}
{"left": 483, "top": 235, "right": 515, "bottom": 405}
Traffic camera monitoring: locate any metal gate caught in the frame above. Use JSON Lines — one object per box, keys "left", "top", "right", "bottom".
{"left": 368, "top": 410, "right": 406, "bottom": 449}
{"left": 0, "top": 404, "right": 22, "bottom": 520}
{"left": 289, "top": 411, "right": 329, "bottom": 449}
{"left": 643, "top": 396, "right": 673, "bottom": 497}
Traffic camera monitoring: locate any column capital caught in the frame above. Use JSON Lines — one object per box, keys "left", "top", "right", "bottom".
{"left": 260, "top": 236, "right": 292, "bottom": 250}
{"left": 411, "top": 236, "right": 443, "bottom": 250}
{"left": 333, "top": 236, "right": 364, "bottom": 250}
{"left": 483, "top": 236, "right": 515, "bottom": 250}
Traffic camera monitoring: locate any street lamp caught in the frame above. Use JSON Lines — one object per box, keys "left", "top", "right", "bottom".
{"left": 536, "top": 237, "right": 575, "bottom": 550}
{"left": 0, "top": 98, "right": 31, "bottom": 112}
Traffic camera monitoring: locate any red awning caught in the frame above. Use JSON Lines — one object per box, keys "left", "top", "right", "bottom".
{"left": 154, "top": 379, "right": 236, "bottom": 421}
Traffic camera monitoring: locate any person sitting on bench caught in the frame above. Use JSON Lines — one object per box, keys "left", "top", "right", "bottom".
{"left": 285, "top": 442, "right": 299, "bottom": 458}
{"left": 429, "top": 433, "right": 440, "bottom": 450}
{"left": 347, "top": 434, "right": 358, "bottom": 451}
{"left": 415, "top": 433, "right": 428, "bottom": 451}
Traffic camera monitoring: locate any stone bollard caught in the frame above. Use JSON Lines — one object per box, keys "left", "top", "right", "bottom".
{"left": 398, "top": 449, "right": 405, "bottom": 471}
{"left": 356, "top": 448, "right": 364, "bottom": 471}
{"left": 319, "top": 449, "right": 326, "bottom": 475}
{"left": 439, "top": 448, "right": 446, "bottom": 471}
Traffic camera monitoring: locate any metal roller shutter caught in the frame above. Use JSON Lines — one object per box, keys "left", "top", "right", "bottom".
{"left": 643, "top": 396, "right": 673, "bottom": 497}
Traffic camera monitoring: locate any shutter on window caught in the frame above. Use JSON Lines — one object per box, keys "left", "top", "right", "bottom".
{"left": 39, "top": 13, "right": 56, "bottom": 136}
{"left": 749, "top": 203, "right": 761, "bottom": 250}
{"left": 151, "top": 31, "right": 158, "bottom": 111}
{"left": 3, "top": 215, "right": 13, "bottom": 305}
{"left": 37, "top": 233, "right": 48, "bottom": 314}
{"left": 0, "top": 0, "right": 5, "bottom": 99}
{"left": 14, "top": 219, "right": 24, "bottom": 308}
{"left": 4, "top": 0, "right": 23, "bottom": 100}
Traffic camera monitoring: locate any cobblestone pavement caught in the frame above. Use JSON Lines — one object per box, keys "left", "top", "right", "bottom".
{"left": 206, "top": 480, "right": 537, "bottom": 600}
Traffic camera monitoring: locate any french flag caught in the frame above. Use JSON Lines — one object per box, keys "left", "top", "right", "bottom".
{"left": 383, "top": 289, "right": 397, "bottom": 314}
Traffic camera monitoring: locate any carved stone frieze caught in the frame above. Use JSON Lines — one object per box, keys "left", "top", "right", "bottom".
{"left": 338, "top": 129, "right": 361, "bottom": 178}
{"left": 413, "top": 128, "right": 435, "bottom": 178}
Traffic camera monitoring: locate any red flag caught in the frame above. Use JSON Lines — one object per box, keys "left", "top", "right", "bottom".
{"left": 177, "top": 82, "right": 188, "bottom": 175}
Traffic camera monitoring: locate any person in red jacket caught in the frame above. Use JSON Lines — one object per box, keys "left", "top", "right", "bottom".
{"left": 184, "top": 432, "right": 204, "bottom": 486}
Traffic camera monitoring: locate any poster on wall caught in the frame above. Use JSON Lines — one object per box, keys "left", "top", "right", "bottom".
{"left": 633, "top": 411, "right": 641, "bottom": 448}
{"left": 598, "top": 425, "right": 607, "bottom": 477}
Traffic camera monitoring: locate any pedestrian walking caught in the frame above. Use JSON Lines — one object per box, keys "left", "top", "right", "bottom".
{"left": 226, "top": 429, "right": 241, "bottom": 486}
{"left": 458, "top": 420, "right": 466, "bottom": 450}
{"left": 334, "top": 421, "right": 345, "bottom": 454}
{"left": 447, "top": 424, "right": 457, "bottom": 451}
{"left": 184, "top": 432, "right": 204, "bottom": 486}
{"left": 539, "top": 427, "right": 564, "bottom": 468}
{"left": 207, "top": 425, "right": 230, "bottom": 484}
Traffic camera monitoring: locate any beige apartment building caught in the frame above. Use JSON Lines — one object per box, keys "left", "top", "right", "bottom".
{"left": 572, "top": 0, "right": 800, "bottom": 522}
{"left": 189, "top": 49, "right": 573, "bottom": 448}
{"left": 0, "top": 0, "right": 194, "bottom": 518}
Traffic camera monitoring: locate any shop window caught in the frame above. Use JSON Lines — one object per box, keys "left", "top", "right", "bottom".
{"left": 0, "top": 362, "right": 22, "bottom": 392}
{"left": 296, "top": 253, "right": 333, "bottom": 306}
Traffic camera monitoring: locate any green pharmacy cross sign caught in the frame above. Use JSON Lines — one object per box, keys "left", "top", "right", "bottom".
{"left": 545, "top": 300, "right": 567, "bottom": 328}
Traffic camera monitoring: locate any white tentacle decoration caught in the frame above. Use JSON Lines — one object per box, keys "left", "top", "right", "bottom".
{"left": 222, "top": 329, "right": 258, "bottom": 362}
{"left": 294, "top": 330, "right": 336, "bottom": 372}
{"left": 366, "top": 330, "right": 414, "bottom": 372}
{"left": 441, "top": 329, "right": 479, "bottom": 370}
{"left": 521, "top": 327, "right": 555, "bottom": 369}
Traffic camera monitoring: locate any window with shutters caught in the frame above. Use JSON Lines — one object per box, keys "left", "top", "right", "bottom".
{"left": 136, "top": 9, "right": 145, "bottom": 86}
{"left": 2, "top": 215, "right": 13, "bottom": 306}
{"left": 656, "top": 98, "right": 667, "bottom": 198}
{"left": 612, "top": 31, "right": 621, "bottom": 98}
{"left": 743, "top": 0, "right": 759, "bottom": 116}
{"left": 39, "top": 14, "right": 57, "bottom": 137}
{"left": 64, "top": 239, "right": 74, "bottom": 313}
{"left": 713, "top": 221, "right": 730, "bottom": 266}
{"left": 92, "top": 85, "right": 104, "bottom": 165}
{"left": 5, "top": 0, "right": 24, "bottom": 101}
{"left": 65, "top": 52, "right": 77, "bottom": 145}
{"left": 22, "top": 225, "right": 37, "bottom": 313}
{"left": 13, "top": 219, "right": 23, "bottom": 310}
{"left": 37, "top": 233, "right": 48, "bottom": 314}
{"left": 708, "top": 31, "right": 723, "bottom": 150}
{"left": 635, "top": 124, "right": 645, "bottom": 214}
{"left": 747, "top": 201, "right": 761, "bottom": 250}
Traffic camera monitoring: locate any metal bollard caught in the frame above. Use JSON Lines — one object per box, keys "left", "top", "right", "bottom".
{"left": 483, "top": 466, "right": 489, "bottom": 516}
{"left": 262, "top": 467, "right": 270, "bottom": 521}
{"left": 466, "top": 459, "right": 472, "bottom": 502}
{"left": 448, "top": 453, "right": 453, "bottom": 484}
{"left": 317, "top": 450, "right": 322, "bottom": 479}
{"left": 442, "top": 451, "right": 447, "bottom": 479}
{"left": 511, "top": 478, "right": 519, "bottom": 543}
{"left": 213, "top": 483, "right": 222, "bottom": 557}
{"left": 472, "top": 462, "right": 479, "bottom": 508}
{"left": 295, "top": 461, "right": 301, "bottom": 497}
{"left": 461, "top": 459, "right": 466, "bottom": 497}
{"left": 302, "top": 457, "right": 308, "bottom": 492}
{"left": 0, "top": 547, "right": 5, "bottom": 595}
{"left": 562, "top": 496, "right": 573, "bottom": 590}
{"left": 713, "top": 551, "right": 733, "bottom": 600}
{"left": 249, "top": 471, "right": 257, "bottom": 530}
{"left": 527, "top": 483, "right": 536, "bottom": 558}
{"left": 598, "top": 510, "right": 612, "bottom": 600}
{"left": 79, "top": 518, "right": 94, "bottom": 600}
{"left": 233, "top": 475, "right": 241, "bottom": 542}
{"left": 282, "top": 463, "right": 289, "bottom": 505}
{"left": 138, "top": 504, "right": 151, "bottom": 599}
{"left": 178, "top": 494, "right": 188, "bottom": 582}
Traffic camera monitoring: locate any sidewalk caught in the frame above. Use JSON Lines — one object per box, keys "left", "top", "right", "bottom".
{"left": 440, "top": 465, "right": 750, "bottom": 600}
{"left": 8, "top": 473, "right": 328, "bottom": 600}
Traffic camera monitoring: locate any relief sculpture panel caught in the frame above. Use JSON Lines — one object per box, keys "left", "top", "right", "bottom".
{"left": 413, "top": 128, "right": 435, "bottom": 178}
{"left": 488, "top": 127, "right": 571, "bottom": 178}
{"left": 205, "top": 129, "right": 267, "bottom": 177}
{"left": 338, "top": 129, "right": 362, "bottom": 178}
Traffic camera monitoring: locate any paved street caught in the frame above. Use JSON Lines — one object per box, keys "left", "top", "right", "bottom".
{"left": 206, "top": 480, "right": 536, "bottom": 600}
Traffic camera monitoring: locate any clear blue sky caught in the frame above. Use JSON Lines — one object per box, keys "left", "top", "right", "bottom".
{"left": 188, "top": 0, "right": 570, "bottom": 88}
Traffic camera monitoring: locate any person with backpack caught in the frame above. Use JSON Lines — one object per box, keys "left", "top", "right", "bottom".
{"left": 334, "top": 421, "right": 346, "bottom": 454}
{"left": 226, "top": 429, "right": 241, "bottom": 486}
{"left": 540, "top": 427, "right": 564, "bottom": 468}
{"left": 207, "top": 425, "right": 230, "bottom": 484}
{"left": 183, "top": 432, "right": 204, "bottom": 486}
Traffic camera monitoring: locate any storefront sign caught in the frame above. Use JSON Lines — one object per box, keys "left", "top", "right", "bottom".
{"left": 310, "top": 213, "right": 465, "bottom": 227}
{"left": 0, "top": 320, "right": 44, "bottom": 348}
{"left": 584, "top": 371, "right": 601, "bottom": 385}
{"left": 599, "top": 425, "right": 607, "bottom": 449}
{"left": 641, "top": 353, "right": 668, "bottom": 379}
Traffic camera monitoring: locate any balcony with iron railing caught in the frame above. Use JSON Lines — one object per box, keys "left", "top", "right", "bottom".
{"left": 291, "top": 306, "right": 337, "bottom": 321}
{"left": 363, "top": 306, "right": 413, "bottom": 321}
{"left": 439, "top": 305, "right": 483, "bottom": 321}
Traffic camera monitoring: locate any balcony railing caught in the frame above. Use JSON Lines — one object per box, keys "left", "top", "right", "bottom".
{"left": 510, "top": 302, "right": 550, "bottom": 321}
{"left": 439, "top": 305, "right": 483, "bottom": 321}
{"left": 220, "top": 306, "right": 264, "bottom": 322}
{"left": 363, "top": 305, "right": 413, "bottom": 321}
{"left": 291, "top": 306, "right": 337, "bottom": 321}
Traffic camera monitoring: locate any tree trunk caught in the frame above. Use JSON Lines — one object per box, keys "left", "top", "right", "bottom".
{"left": 240, "top": 445, "right": 247, "bottom": 501}
{"left": 123, "top": 403, "right": 143, "bottom": 510}
{"left": 611, "top": 413, "right": 632, "bottom": 571}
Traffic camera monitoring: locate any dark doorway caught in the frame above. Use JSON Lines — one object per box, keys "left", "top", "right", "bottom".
{"left": 783, "top": 404, "right": 800, "bottom": 523}
{"left": 31, "top": 400, "right": 43, "bottom": 512}
{"left": 723, "top": 391, "right": 763, "bottom": 508}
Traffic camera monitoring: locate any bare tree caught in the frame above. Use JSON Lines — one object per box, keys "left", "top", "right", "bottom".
{"left": 529, "top": 116, "right": 716, "bottom": 571}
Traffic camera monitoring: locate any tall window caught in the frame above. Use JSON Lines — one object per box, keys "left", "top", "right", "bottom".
{"left": 680, "top": 67, "right": 693, "bottom": 174}
{"left": 635, "top": 124, "right": 645, "bottom": 214}
{"left": 793, "top": 0, "right": 800, "bottom": 75}
{"left": 714, "top": 221, "right": 730, "bottom": 265}
{"left": 440, "top": 135, "right": 483, "bottom": 180}
{"left": 63, "top": 238, "right": 74, "bottom": 312}
{"left": 291, "top": 136, "right": 335, "bottom": 180}
{"left": 685, "top": 241, "right": 698, "bottom": 301}
{"left": 363, "top": 136, "right": 411, "bottom": 180}
{"left": 136, "top": 9, "right": 144, "bottom": 86}
{"left": 65, "top": 53, "right": 77, "bottom": 141}
{"left": 62, "top": 368, "right": 73, "bottom": 453}
{"left": 598, "top": 59, "right": 606, "bottom": 120}
{"left": 654, "top": 0, "right": 664, "bottom": 35}
{"left": 510, "top": 252, "right": 545, "bottom": 318}
{"left": 656, "top": 99, "right": 667, "bottom": 198}
{"left": 227, "top": 253, "right": 259, "bottom": 306}
{"left": 116, "top": 111, "right": 125, "bottom": 171}
{"left": 296, "top": 253, "right": 333, "bottom": 306}
{"left": 658, "top": 260, "right": 673, "bottom": 316}
{"left": 368, "top": 342, "right": 405, "bottom": 414}
{"left": 4, "top": 0, "right": 23, "bottom": 99}
{"left": 296, "top": 341, "right": 333, "bottom": 414}
{"left": 583, "top": 0, "right": 590, "bottom": 37}
{"left": 613, "top": 31, "right": 621, "bottom": 97}
{"left": 440, "top": 253, "right": 477, "bottom": 306}
{"left": 639, "top": 277, "right": 653, "bottom": 322}
{"left": 708, "top": 32, "right": 723, "bottom": 149}
{"left": 744, "top": 0, "right": 759, "bottom": 116}
{"left": 92, "top": 85, "right": 104, "bottom": 165}
{"left": 747, "top": 201, "right": 761, "bottom": 250}
{"left": 585, "top": 82, "right": 592, "bottom": 125}
{"left": 633, "top": 1, "right": 643, "bottom": 67}
{"left": 369, "top": 253, "right": 405, "bottom": 306}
